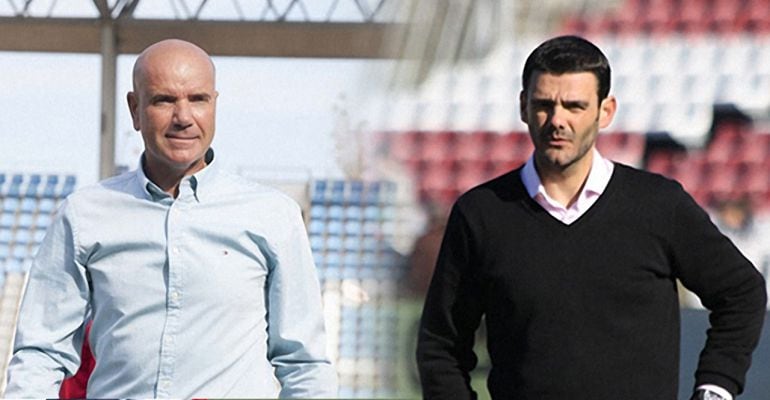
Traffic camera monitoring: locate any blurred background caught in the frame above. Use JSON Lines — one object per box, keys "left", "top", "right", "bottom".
{"left": 1, "top": 0, "right": 769, "bottom": 398}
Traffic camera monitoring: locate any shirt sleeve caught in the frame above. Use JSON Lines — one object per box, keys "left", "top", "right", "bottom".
{"left": 669, "top": 187, "right": 767, "bottom": 396}
{"left": 5, "top": 200, "right": 90, "bottom": 397}
{"left": 265, "top": 200, "right": 338, "bottom": 398}
{"left": 416, "top": 204, "right": 485, "bottom": 400}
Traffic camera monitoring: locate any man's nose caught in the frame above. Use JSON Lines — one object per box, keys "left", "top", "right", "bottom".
{"left": 548, "top": 106, "right": 567, "bottom": 131}
{"left": 173, "top": 101, "right": 193, "bottom": 128}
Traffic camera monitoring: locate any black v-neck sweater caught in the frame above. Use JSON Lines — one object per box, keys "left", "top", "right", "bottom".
{"left": 417, "top": 164, "right": 767, "bottom": 400}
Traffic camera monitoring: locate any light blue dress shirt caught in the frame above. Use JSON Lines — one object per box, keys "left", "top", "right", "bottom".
{"left": 5, "top": 151, "right": 337, "bottom": 398}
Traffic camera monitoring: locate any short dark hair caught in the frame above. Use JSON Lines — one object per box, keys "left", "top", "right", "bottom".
{"left": 522, "top": 35, "right": 611, "bottom": 100}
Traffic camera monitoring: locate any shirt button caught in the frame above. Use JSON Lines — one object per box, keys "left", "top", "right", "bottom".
{"left": 159, "top": 379, "right": 171, "bottom": 389}
{"left": 170, "top": 291, "right": 179, "bottom": 301}
{"left": 164, "top": 336, "right": 173, "bottom": 345}
{"left": 172, "top": 247, "right": 180, "bottom": 255}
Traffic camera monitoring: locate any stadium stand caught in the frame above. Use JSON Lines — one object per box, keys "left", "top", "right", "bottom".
{"left": 308, "top": 179, "right": 404, "bottom": 398}
{"left": 0, "top": 173, "right": 75, "bottom": 386}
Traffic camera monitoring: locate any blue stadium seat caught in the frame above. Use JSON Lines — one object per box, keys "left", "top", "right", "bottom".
{"left": 33, "top": 229, "right": 46, "bottom": 244}
{"left": 342, "top": 266, "right": 360, "bottom": 279}
{"left": 362, "top": 221, "right": 380, "bottom": 236}
{"left": 20, "top": 198, "right": 36, "bottom": 214}
{"left": 13, "top": 230, "right": 31, "bottom": 245}
{"left": 323, "top": 265, "right": 342, "bottom": 280}
{"left": 7, "top": 174, "right": 23, "bottom": 198}
{"left": 42, "top": 175, "right": 59, "bottom": 199}
{"left": 308, "top": 220, "right": 325, "bottom": 235}
{"left": 360, "top": 236, "right": 378, "bottom": 253}
{"left": 343, "top": 236, "right": 360, "bottom": 252}
{"left": 24, "top": 174, "right": 42, "bottom": 198}
{"left": 327, "top": 205, "right": 345, "bottom": 220}
{"left": 326, "top": 220, "right": 344, "bottom": 236}
{"left": 5, "top": 257, "right": 23, "bottom": 273}
{"left": 309, "top": 204, "right": 326, "bottom": 220}
{"left": 343, "top": 220, "right": 362, "bottom": 236}
{"left": 38, "top": 198, "right": 56, "bottom": 214}
{"left": 339, "top": 340, "right": 357, "bottom": 358}
{"left": 0, "top": 212, "right": 15, "bottom": 228}
{"left": 344, "top": 205, "right": 362, "bottom": 220}
{"left": 11, "top": 245, "right": 28, "bottom": 260}
{"left": 36, "top": 213, "right": 52, "bottom": 229}
{"left": 61, "top": 175, "right": 76, "bottom": 197}
{"left": 17, "top": 213, "right": 34, "bottom": 229}
{"left": 330, "top": 180, "right": 346, "bottom": 205}
{"left": 310, "top": 181, "right": 327, "bottom": 204}
{"left": 324, "top": 251, "right": 342, "bottom": 269}
{"left": 2, "top": 198, "right": 19, "bottom": 213}
{"left": 363, "top": 182, "right": 381, "bottom": 205}
{"left": 362, "top": 205, "right": 380, "bottom": 221}
{"left": 326, "top": 235, "right": 343, "bottom": 251}
{"left": 343, "top": 253, "right": 360, "bottom": 267}
{"left": 0, "top": 228, "right": 11, "bottom": 243}
{"left": 348, "top": 181, "right": 364, "bottom": 204}
{"left": 312, "top": 252, "right": 324, "bottom": 267}
{"left": 309, "top": 234, "right": 324, "bottom": 252}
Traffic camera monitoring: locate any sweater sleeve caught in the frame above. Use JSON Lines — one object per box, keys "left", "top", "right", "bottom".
{"left": 416, "top": 203, "right": 485, "bottom": 400}
{"left": 668, "top": 185, "right": 767, "bottom": 396}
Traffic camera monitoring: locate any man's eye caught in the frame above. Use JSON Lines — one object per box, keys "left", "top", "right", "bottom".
{"left": 152, "top": 97, "right": 174, "bottom": 105}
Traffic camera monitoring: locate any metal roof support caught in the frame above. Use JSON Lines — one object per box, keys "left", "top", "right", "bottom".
{"left": 99, "top": 20, "right": 117, "bottom": 179}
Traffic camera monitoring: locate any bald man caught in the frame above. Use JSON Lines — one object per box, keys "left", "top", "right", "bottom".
{"left": 5, "top": 39, "right": 337, "bottom": 398}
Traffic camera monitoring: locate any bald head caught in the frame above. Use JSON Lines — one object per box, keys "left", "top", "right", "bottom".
{"left": 132, "top": 39, "right": 216, "bottom": 92}
{"left": 127, "top": 39, "right": 219, "bottom": 191}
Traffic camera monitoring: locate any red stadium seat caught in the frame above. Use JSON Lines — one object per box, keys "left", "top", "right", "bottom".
{"left": 453, "top": 131, "right": 494, "bottom": 162}
{"left": 387, "top": 131, "right": 423, "bottom": 162}
{"left": 454, "top": 160, "right": 493, "bottom": 193}
{"left": 419, "top": 131, "right": 455, "bottom": 162}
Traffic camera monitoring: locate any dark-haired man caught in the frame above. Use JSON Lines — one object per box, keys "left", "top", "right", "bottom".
{"left": 416, "top": 35, "right": 766, "bottom": 400}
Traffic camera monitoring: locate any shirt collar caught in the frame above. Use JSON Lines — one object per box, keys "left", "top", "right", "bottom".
{"left": 135, "top": 148, "right": 217, "bottom": 203}
{"left": 521, "top": 147, "right": 614, "bottom": 201}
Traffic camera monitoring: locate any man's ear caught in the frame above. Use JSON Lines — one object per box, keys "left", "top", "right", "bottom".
{"left": 598, "top": 95, "right": 617, "bottom": 129}
{"left": 519, "top": 90, "right": 528, "bottom": 124}
{"left": 127, "top": 92, "right": 141, "bottom": 131}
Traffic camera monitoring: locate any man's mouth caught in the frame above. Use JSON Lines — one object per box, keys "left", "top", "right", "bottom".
{"left": 166, "top": 134, "right": 197, "bottom": 141}
{"left": 546, "top": 136, "right": 569, "bottom": 146}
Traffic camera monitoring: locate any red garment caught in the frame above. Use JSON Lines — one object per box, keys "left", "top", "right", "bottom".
{"left": 59, "top": 323, "right": 95, "bottom": 399}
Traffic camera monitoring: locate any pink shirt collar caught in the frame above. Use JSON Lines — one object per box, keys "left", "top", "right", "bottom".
{"left": 520, "top": 148, "right": 614, "bottom": 225}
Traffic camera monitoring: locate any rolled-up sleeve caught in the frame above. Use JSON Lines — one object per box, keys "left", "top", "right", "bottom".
{"left": 266, "top": 200, "right": 337, "bottom": 398}
{"left": 5, "top": 200, "right": 90, "bottom": 397}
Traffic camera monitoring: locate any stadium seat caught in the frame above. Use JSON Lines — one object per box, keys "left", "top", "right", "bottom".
{"left": 0, "top": 213, "right": 14, "bottom": 229}
{"left": 453, "top": 131, "right": 493, "bottom": 162}
{"left": 42, "top": 175, "right": 58, "bottom": 199}
{"left": 24, "top": 175, "right": 41, "bottom": 198}
{"left": 61, "top": 176, "right": 76, "bottom": 197}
